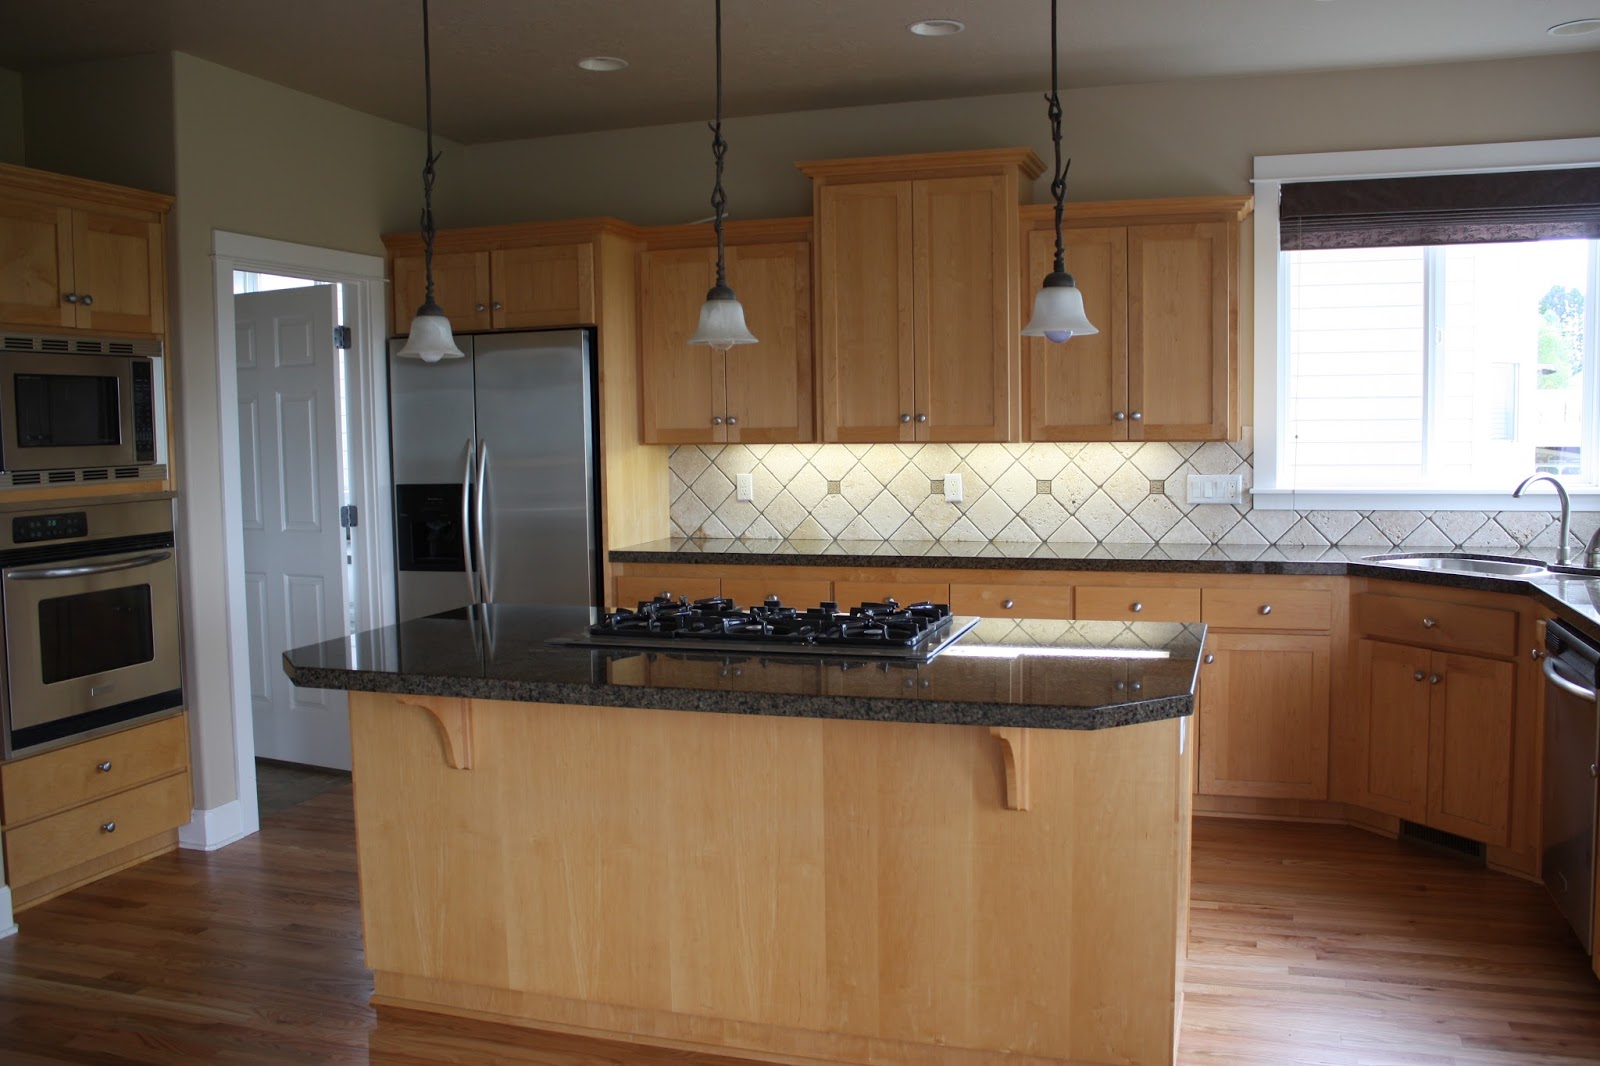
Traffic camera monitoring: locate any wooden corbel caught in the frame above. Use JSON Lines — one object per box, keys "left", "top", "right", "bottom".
{"left": 397, "top": 695, "right": 474, "bottom": 769}
{"left": 990, "top": 726, "right": 1030, "bottom": 811}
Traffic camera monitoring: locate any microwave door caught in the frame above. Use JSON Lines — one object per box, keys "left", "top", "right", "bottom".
{"left": 0, "top": 352, "right": 139, "bottom": 471}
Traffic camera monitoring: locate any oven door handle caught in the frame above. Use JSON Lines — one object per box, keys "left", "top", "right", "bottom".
{"left": 1543, "top": 654, "right": 1598, "bottom": 702}
{"left": 6, "top": 550, "right": 173, "bottom": 581}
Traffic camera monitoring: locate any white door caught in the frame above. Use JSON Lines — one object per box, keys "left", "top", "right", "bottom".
{"left": 235, "top": 286, "right": 352, "bottom": 769}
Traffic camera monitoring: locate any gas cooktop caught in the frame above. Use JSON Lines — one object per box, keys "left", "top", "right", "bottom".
{"left": 551, "top": 595, "right": 980, "bottom": 661}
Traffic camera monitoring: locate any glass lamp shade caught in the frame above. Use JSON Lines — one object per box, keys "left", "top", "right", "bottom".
{"left": 1022, "top": 272, "right": 1098, "bottom": 343}
{"left": 688, "top": 285, "right": 758, "bottom": 352}
{"left": 396, "top": 302, "right": 466, "bottom": 362}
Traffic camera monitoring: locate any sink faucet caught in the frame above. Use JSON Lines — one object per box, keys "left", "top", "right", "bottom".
{"left": 1512, "top": 474, "right": 1571, "bottom": 565}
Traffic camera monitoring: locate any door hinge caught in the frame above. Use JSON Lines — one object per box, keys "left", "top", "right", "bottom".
{"left": 340, "top": 504, "right": 358, "bottom": 529}
{"left": 333, "top": 325, "right": 352, "bottom": 349}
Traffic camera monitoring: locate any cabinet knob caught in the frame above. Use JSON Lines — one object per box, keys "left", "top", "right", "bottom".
{"left": 1130, "top": 681, "right": 1142, "bottom": 692}
{"left": 1429, "top": 673, "right": 1442, "bottom": 684}
{"left": 1259, "top": 604, "right": 1272, "bottom": 615}
{"left": 1130, "top": 411, "right": 1142, "bottom": 421}
{"left": 1413, "top": 670, "right": 1425, "bottom": 681}
{"left": 1113, "top": 411, "right": 1126, "bottom": 421}
{"left": 1422, "top": 617, "right": 1437, "bottom": 628}
{"left": 1002, "top": 599, "right": 1015, "bottom": 609}
{"left": 726, "top": 416, "right": 738, "bottom": 426}
{"left": 474, "top": 303, "right": 487, "bottom": 312}
{"left": 712, "top": 416, "right": 724, "bottom": 425}
{"left": 1204, "top": 654, "right": 1215, "bottom": 664}
{"left": 80, "top": 293, "right": 94, "bottom": 306}
{"left": 100, "top": 821, "right": 116, "bottom": 834}
{"left": 1531, "top": 648, "right": 1546, "bottom": 660}
{"left": 1591, "top": 763, "right": 1598, "bottom": 779}
{"left": 915, "top": 413, "right": 928, "bottom": 423}
{"left": 63, "top": 292, "right": 79, "bottom": 304}
{"left": 96, "top": 760, "right": 113, "bottom": 773}
{"left": 491, "top": 301, "right": 503, "bottom": 311}
{"left": 900, "top": 414, "right": 912, "bottom": 423}
{"left": 1131, "top": 602, "right": 1144, "bottom": 612}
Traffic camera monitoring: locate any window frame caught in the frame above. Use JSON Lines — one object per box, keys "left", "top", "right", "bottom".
{"left": 1252, "top": 137, "right": 1600, "bottom": 511}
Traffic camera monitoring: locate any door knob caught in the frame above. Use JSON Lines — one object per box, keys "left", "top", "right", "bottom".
{"left": 726, "top": 416, "right": 738, "bottom": 426}
{"left": 915, "top": 413, "right": 928, "bottom": 423}
{"left": 1002, "top": 599, "right": 1015, "bottom": 609}
{"left": 712, "top": 416, "right": 723, "bottom": 425}
{"left": 1131, "top": 602, "right": 1144, "bottom": 612}
{"left": 1422, "top": 617, "right": 1438, "bottom": 628}
{"left": 1413, "top": 671, "right": 1425, "bottom": 681}
{"left": 100, "top": 821, "right": 116, "bottom": 833}
{"left": 474, "top": 303, "right": 487, "bottom": 312}
{"left": 1429, "top": 673, "right": 1442, "bottom": 684}
{"left": 63, "top": 292, "right": 78, "bottom": 304}
{"left": 900, "top": 414, "right": 911, "bottom": 423}
{"left": 1259, "top": 605, "right": 1272, "bottom": 615}
{"left": 1130, "top": 411, "right": 1142, "bottom": 421}
{"left": 96, "top": 760, "right": 112, "bottom": 773}
{"left": 1204, "top": 654, "right": 1215, "bottom": 664}
{"left": 491, "top": 301, "right": 504, "bottom": 311}
{"left": 1114, "top": 411, "right": 1126, "bottom": 421}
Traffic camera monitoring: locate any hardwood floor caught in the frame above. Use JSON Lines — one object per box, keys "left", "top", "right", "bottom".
{"left": 0, "top": 788, "right": 1595, "bottom": 1065}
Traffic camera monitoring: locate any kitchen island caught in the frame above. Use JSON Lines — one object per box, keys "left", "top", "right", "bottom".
{"left": 284, "top": 605, "right": 1204, "bottom": 1066}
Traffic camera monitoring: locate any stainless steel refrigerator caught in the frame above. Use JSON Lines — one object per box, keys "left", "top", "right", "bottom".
{"left": 389, "top": 330, "right": 600, "bottom": 621}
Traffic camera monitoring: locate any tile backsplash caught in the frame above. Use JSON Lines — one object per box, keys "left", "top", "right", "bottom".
{"left": 667, "top": 431, "right": 1593, "bottom": 553}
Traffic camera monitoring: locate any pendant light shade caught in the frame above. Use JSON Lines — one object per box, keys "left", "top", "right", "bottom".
{"left": 1026, "top": 0, "right": 1095, "bottom": 345}
{"left": 688, "top": 0, "right": 758, "bottom": 351}
{"left": 397, "top": 0, "right": 464, "bottom": 362}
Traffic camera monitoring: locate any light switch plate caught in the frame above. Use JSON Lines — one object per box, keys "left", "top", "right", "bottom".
{"left": 1186, "top": 473, "right": 1244, "bottom": 505}
{"left": 944, "top": 473, "right": 964, "bottom": 504}
{"left": 735, "top": 472, "right": 754, "bottom": 503}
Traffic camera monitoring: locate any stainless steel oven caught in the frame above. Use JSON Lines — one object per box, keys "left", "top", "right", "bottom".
{"left": 0, "top": 333, "right": 166, "bottom": 490}
{"left": 0, "top": 499, "right": 182, "bottom": 755}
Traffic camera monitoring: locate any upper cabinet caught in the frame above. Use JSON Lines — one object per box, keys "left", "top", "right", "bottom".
{"left": 0, "top": 164, "right": 171, "bottom": 336}
{"left": 637, "top": 220, "right": 813, "bottom": 444}
{"left": 801, "top": 149, "right": 1041, "bottom": 444}
{"left": 1022, "top": 197, "right": 1250, "bottom": 442}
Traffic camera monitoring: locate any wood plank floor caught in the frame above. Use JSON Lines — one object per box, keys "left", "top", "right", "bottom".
{"left": 0, "top": 787, "right": 1595, "bottom": 1065}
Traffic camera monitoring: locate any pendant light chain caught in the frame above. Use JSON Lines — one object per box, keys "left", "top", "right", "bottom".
{"left": 1047, "top": 0, "right": 1070, "bottom": 275}
{"left": 419, "top": 0, "right": 443, "bottom": 307}
{"left": 709, "top": 0, "right": 730, "bottom": 289}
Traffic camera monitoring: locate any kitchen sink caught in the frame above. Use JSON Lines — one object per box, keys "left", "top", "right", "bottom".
{"left": 1365, "top": 553, "right": 1547, "bottom": 578}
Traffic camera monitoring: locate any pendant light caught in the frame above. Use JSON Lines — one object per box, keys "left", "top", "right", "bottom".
{"left": 1022, "top": 0, "right": 1097, "bottom": 343}
{"left": 397, "top": 0, "right": 465, "bottom": 362}
{"left": 687, "top": 0, "right": 758, "bottom": 351}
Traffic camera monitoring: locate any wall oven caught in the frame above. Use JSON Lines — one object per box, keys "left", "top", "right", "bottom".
{"left": 0, "top": 333, "right": 167, "bottom": 490}
{"left": 0, "top": 499, "right": 182, "bottom": 755}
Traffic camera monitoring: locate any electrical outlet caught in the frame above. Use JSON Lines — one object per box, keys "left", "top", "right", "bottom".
{"left": 944, "top": 473, "right": 964, "bottom": 504}
{"left": 1186, "top": 473, "right": 1244, "bottom": 505}
{"left": 735, "top": 472, "right": 754, "bottom": 503}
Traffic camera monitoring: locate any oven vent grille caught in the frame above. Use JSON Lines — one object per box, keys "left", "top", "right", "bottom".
{"left": 82, "top": 469, "right": 109, "bottom": 481}
{"left": 9, "top": 472, "right": 40, "bottom": 486}
{"left": 47, "top": 471, "right": 75, "bottom": 483}
{"left": 1399, "top": 820, "right": 1486, "bottom": 863}
{"left": 0, "top": 333, "right": 163, "bottom": 358}
{"left": 0, "top": 464, "right": 166, "bottom": 490}
{"left": 114, "top": 467, "right": 140, "bottom": 479}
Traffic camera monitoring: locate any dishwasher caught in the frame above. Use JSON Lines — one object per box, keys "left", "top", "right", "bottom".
{"left": 1542, "top": 619, "right": 1600, "bottom": 955}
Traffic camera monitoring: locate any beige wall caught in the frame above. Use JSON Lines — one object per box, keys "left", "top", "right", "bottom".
{"left": 21, "top": 54, "right": 175, "bottom": 194}
{"left": 0, "top": 67, "right": 22, "bottom": 165}
{"left": 169, "top": 52, "right": 439, "bottom": 810}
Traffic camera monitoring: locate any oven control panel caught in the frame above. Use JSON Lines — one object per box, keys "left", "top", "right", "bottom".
{"left": 13, "top": 512, "right": 88, "bottom": 543}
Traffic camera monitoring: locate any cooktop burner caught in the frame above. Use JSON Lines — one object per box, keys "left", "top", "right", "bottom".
{"left": 552, "top": 596, "right": 979, "bottom": 660}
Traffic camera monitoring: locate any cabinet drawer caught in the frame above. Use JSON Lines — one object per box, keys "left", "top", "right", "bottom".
{"left": 834, "top": 580, "right": 951, "bottom": 607}
{"left": 950, "top": 584, "right": 1074, "bottom": 619}
{"left": 1202, "top": 588, "right": 1332, "bottom": 631}
{"left": 1, "top": 714, "right": 188, "bottom": 827}
{"left": 613, "top": 574, "right": 722, "bottom": 610}
{"left": 4, "top": 770, "right": 190, "bottom": 887}
{"left": 1354, "top": 593, "right": 1517, "bottom": 657}
{"left": 721, "top": 577, "right": 833, "bottom": 609}
{"left": 1075, "top": 586, "right": 1200, "bottom": 622}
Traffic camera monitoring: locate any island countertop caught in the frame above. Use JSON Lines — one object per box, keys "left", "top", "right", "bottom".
{"left": 282, "top": 604, "right": 1203, "bottom": 730}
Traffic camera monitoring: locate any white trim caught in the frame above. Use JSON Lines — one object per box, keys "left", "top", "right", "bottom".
{"left": 0, "top": 885, "right": 14, "bottom": 938}
{"left": 210, "top": 231, "right": 392, "bottom": 841}
{"left": 178, "top": 800, "right": 252, "bottom": 851}
{"left": 1252, "top": 488, "right": 1600, "bottom": 511}
{"left": 1251, "top": 137, "right": 1600, "bottom": 506}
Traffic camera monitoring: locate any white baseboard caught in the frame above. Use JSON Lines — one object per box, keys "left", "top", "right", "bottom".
{"left": 178, "top": 800, "right": 254, "bottom": 851}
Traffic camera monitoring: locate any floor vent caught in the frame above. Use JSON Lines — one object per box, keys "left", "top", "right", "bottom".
{"left": 1399, "top": 820, "right": 1486, "bottom": 864}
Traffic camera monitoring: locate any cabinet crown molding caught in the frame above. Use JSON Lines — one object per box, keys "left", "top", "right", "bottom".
{"left": 797, "top": 147, "right": 1046, "bottom": 185}
{"left": 1021, "top": 195, "right": 1254, "bottom": 227}
{"left": 0, "top": 163, "right": 173, "bottom": 215}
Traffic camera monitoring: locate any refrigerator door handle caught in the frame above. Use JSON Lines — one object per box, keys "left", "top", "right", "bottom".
{"left": 475, "top": 439, "right": 491, "bottom": 604}
{"left": 460, "top": 439, "right": 478, "bottom": 605}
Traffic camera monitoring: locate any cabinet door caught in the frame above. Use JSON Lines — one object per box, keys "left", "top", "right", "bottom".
{"left": 1354, "top": 639, "right": 1430, "bottom": 822}
{"left": 0, "top": 200, "right": 76, "bottom": 327}
{"left": 1127, "top": 222, "right": 1231, "bottom": 440}
{"left": 491, "top": 242, "right": 595, "bottom": 328}
{"left": 913, "top": 175, "right": 1014, "bottom": 442}
{"left": 391, "top": 251, "right": 492, "bottom": 336}
{"left": 1197, "top": 632, "right": 1330, "bottom": 799}
{"left": 639, "top": 247, "right": 723, "bottom": 444}
{"left": 1022, "top": 225, "right": 1128, "bottom": 441}
{"left": 724, "top": 241, "right": 813, "bottom": 443}
{"left": 70, "top": 209, "right": 165, "bottom": 333}
{"left": 817, "top": 182, "right": 916, "bottom": 442}
{"left": 1428, "top": 652, "right": 1515, "bottom": 846}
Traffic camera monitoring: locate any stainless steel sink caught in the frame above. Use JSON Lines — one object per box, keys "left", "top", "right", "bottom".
{"left": 1366, "top": 553, "right": 1546, "bottom": 578}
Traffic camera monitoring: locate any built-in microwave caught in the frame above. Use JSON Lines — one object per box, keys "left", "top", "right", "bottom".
{"left": 0, "top": 333, "right": 167, "bottom": 490}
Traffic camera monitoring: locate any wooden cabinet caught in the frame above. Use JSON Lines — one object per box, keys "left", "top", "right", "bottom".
{"left": 1198, "top": 632, "right": 1331, "bottom": 799}
{"left": 389, "top": 240, "right": 595, "bottom": 336}
{"left": 1074, "top": 585, "right": 1200, "bottom": 623}
{"left": 803, "top": 149, "right": 1040, "bottom": 443}
{"left": 0, "top": 164, "right": 170, "bottom": 335}
{"left": 1022, "top": 199, "right": 1248, "bottom": 442}
{"left": 1, "top": 713, "right": 191, "bottom": 910}
{"left": 949, "top": 581, "right": 1074, "bottom": 619}
{"left": 638, "top": 227, "right": 813, "bottom": 444}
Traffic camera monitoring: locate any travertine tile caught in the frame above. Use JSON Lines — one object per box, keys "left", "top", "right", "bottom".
{"left": 1162, "top": 516, "right": 1212, "bottom": 544}
{"left": 910, "top": 442, "right": 962, "bottom": 477}
{"left": 860, "top": 494, "right": 912, "bottom": 538}
{"left": 1462, "top": 521, "right": 1519, "bottom": 550}
{"left": 1075, "top": 444, "right": 1125, "bottom": 483}
{"left": 1191, "top": 441, "right": 1241, "bottom": 475}
{"left": 963, "top": 444, "right": 1016, "bottom": 484}
{"left": 837, "top": 514, "right": 881, "bottom": 540}
{"left": 1335, "top": 517, "right": 1391, "bottom": 546}
{"left": 1130, "top": 494, "right": 1184, "bottom": 540}
{"left": 1397, "top": 519, "right": 1452, "bottom": 549}
{"left": 1369, "top": 510, "right": 1426, "bottom": 542}
{"left": 1186, "top": 503, "right": 1240, "bottom": 542}
{"left": 994, "top": 516, "right": 1043, "bottom": 543}
{"left": 1016, "top": 443, "right": 1070, "bottom": 480}
{"left": 716, "top": 499, "right": 761, "bottom": 537}
{"left": 759, "top": 489, "right": 808, "bottom": 537}
{"left": 668, "top": 468, "right": 689, "bottom": 503}
{"left": 810, "top": 445, "right": 858, "bottom": 480}
{"left": 673, "top": 444, "right": 712, "bottom": 483}
{"left": 862, "top": 445, "right": 909, "bottom": 486}
{"left": 1130, "top": 442, "right": 1185, "bottom": 481}
{"left": 840, "top": 466, "right": 885, "bottom": 511}
{"left": 1493, "top": 511, "right": 1552, "bottom": 547}
{"left": 670, "top": 490, "right": 712, "bottom": 537}
{"left": 743, "top": 515, "right": 780, "bottom": 540}
{"left": 712, "top": 445, "right": 755, "bottom": 480}
{"left": 993, "top": 462, "right": 1043, "bottom": 505}
{"left": 690, "top": 464, "right": 735, "bottom": 510}
{"left": 1280, "top": 518, "right": 1331, "bottom": 548}
{"left": 1052, "top": 463, "right": 1099, "bottom": 509}
{"left": 810, "top": 494, "right": 859, "bottom": 537}
{"left": 888, "top": 464, "right": 934, "bottom": 511}
{"left": 912, "top": 494, "right": 961, "bottom": 538}
{"left": 893, "top": 516, "right": 934, "bottom": 541}
{"left": 1073, "top": 489, "right": 1127, "bottom": 540}
{"left": 1018, "top": 493, "right": 1069, "bottom": 540}
{"left": 943, "top": 515, "right": 987, "bottom": 541}
{"left": 1105, "top": 461, "right": 1153, "bottom": 512}
{"left": 1241, "top": 509, "right": 1299, "bottom": 543}
{"left": 964, "top": 489, "right": 1019, "bottom": 539}
{"left": 1106, "top": 516, "right": 1155, "bottom": 545}
{"left": 1219, "top": 519, "right": 1269, "bottom": 545}
{"left": 787, "top": 465, "right": 830, "bottom": 510}
{"left": 1306, "top": 510, "right": 1360, "bottom": 543}
{"left": 1046, "top": 516, "right": 1097, "bottom": 543}
{"left": 790, "top": 515, "right": 829, "bottom": 540}
{"left": 760, "top": 444, "right": 809, "bottom": 482}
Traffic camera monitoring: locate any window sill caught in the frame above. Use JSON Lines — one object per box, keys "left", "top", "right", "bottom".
{"left": 1251, "top": 487, "right": 1600, "bottom": 512}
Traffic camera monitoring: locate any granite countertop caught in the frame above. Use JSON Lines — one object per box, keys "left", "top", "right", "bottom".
{"left": 282, "top": 605, "right": 1203, "bottom": 731}
{"left": 612, "top": 537, "right": 1600, "bottom": 642}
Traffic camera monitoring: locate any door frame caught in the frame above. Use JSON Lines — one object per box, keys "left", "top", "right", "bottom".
{"left": 209, "top": 231, "right": 394, "bottom": 841}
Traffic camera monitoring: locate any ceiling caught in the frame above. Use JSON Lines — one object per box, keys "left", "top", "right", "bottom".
{"left": 1, "top": 0, "right": 1598, "bottom": 144}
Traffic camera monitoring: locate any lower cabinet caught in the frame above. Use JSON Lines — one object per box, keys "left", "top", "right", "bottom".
{"left": 1197, "top": 632, "right": 1330, "bottom": 800}
{"left": 1354, "top": 638, "right": 1515, "bottom": 846}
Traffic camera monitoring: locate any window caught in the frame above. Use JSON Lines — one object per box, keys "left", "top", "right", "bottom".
{"left": 1252, "top": 139, "right": 1600, "bottom": 508}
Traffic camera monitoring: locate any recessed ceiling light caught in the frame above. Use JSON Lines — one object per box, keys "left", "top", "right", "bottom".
{"left": 577, "top": 56, "right": 629, "bottom": 72}
{"left": 908, "top": 19, "right": 965, "bottom": 37}
{"left": 1548, "top": 18, "right": 1600, "bottom": 36}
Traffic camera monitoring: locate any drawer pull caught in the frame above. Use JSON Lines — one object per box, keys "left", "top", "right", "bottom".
{"left": 1422, "top": 617, "right": 1438, "bottom": 628}
{"left": 1413, "top": 671, "right": 1425, "bottom": 681}
{"left": 1131, "top": 602, "right": 1144, "bottom": 613}
{"left": 1259, "top": 604, "right": 1272, "bottom": 615}
{"left": 96, "top": 760, "right": 112, "bottom": 773}
{"left": 1204, "top": 654, "right": 1214, "bottom": 664}
{"left": 1002, "top": 599, "right": 1015, "bottom": 609}
{"left": 1429, "top": 673, "right": 1442, "bottom": 685}
{"left": 100, "top": 821, "right": 116, "bottom": 834}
